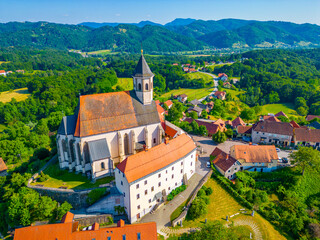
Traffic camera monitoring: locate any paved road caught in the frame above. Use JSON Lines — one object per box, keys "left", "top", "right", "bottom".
{"left": 139, "top": 173, "right": 203, "bottom": 230}
{"left": 198, "top": 71, "right": 218, "bottom": 102}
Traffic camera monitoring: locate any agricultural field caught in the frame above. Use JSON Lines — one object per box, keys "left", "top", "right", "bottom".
{"left": 30, "top": 163, "right": 114, "bottom": 190}
{"left": 259, "top": 103, "right": 300, "bottom": 118}
{"left": 206, "top": 62, "right": 233, "bottom": 71}
{"left": 186, "top": 72, "right": 213, "bottom": 83}
{"left": 180, "top": 178, "right": 288, "bottom": 240}
{"left": 113, "top": 78, "right": 133, "bottom": 91}
{"left": 86, "top": 49, "right": 118, "bottom": 56}
{"left": 0, "top": 87, "right": 30, "bottom": 103}
{"left": 157, "top": 88, "right": 213, "bottom": 102}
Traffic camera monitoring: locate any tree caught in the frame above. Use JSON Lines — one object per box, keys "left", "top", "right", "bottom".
{"left": 290, "top": 147, "right": 320, "bottom": 175}
{"left": 57, "top": 202, "right": 72, "bottom": 220}
{"left": 201, "top": 110, "right": 208, "bottom": 119}
{"left": 240, "top": 108, "right": 256, "bottom": 121}
{"left": 212, "top": 130, "right": 227, "bottom": 143}
{"left": 277, "top": 115, "right": 289, "bottom": 122}
{"left": 198, "top": 125, "right": 208, "bottom": 136}
{"left": 191, "top": 120, "right": 199, "bottom": 134}
{"left": 225, "top": 128, "right": 233, "bottom": 138}
{"left": 190, "top": 111, "right": 198, "bottom": 120}
{"left": 188, "top": 197, "right": 207, "bottom": 219}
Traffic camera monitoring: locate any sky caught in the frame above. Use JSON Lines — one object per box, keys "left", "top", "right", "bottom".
{"left": 0, "top": 0, "right": 319, "bottom": 25}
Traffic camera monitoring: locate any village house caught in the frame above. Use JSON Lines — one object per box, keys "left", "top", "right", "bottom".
{"left": 115, "top": 133, "right": 197, "bottom": 223}
{"left": 177, "top": 94, "right": 188, "bottom": 103}
{"left": 189, "top": 99, "right": 201, "bottom": 106}
{"left": 236, "top": 125, "right": 252, "bottom": 138}
{"left": 0, "top": 70, "right": 6, "bottom": 76}
{"left": 231, "top": 117, "right": 246, "bottom": 129}
{"left": 56, "top": 52, "right": 164, "bottom": 181}
{"left": 187, "top": 106, "right": 203, "bottom": 117}
{"left": 252, "top": 121, "right": 294, "bottom": 146}
{"left": 13, "top": 212, "right": 157, "bottom": 240}
{"left": 223, "top": 82, "right": 231, "bottom": 88}
{"left": 230, "top": 145, "right": 279, "bottom": 172}
{"left": 210, "top": 148, "right": 240, "bottom": 179}
{"left": 164, "top": 99, "right": 173, "bottom": 109}
{"left": 275, "top": 111, "right": 288, "bottom": 118}
{"left": 214, "top": 91, "right": 226, "bottom": 100}
{"left": 262, "top": 115, "right": 281, "bottom": 122}
{"left": 294, "top": 128, "right": 320, "bottom": 149}
{"left": 306, "top": 115, "right": 320, "bottom": 122}
{"left": 218, "top": 73, "right": 228, "bottom": 81}
{"left": 0, "top": 158, "right": 8, "bottom": 176}
{"left": 184, "top": 118, "right": 225, "bottom": 136}
{"left": 164, "top": 120, "right": 184, "bottom": 139}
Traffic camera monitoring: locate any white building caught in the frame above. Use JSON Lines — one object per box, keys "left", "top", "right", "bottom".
{"left": 56, "top": 53, "right": 163, "bottom": 180}
{"left": 115, "top": 133, "right": 197, "bottom": 223}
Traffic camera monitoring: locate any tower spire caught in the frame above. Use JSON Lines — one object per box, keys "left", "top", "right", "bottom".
{"left": 141, "top": 42, "right": 143, "bottom": 55}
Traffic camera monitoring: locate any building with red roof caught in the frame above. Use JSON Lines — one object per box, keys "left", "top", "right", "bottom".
{"left": 164, "top": 99, "right": 173, "bottom": 109}
{"left": 0, "top": 158, "right": 8, "bottom": 176}
{"left": 306, "top": 115, "right": 320, "bottom": 122}
{"left": 214, "top": 91, "right": 226, "bottom": 100}
{"left": 210, "top": 147, "right": 239, "bottom": 179}
{"left": 13, "top": 212, "right": 157, "bottom": 240}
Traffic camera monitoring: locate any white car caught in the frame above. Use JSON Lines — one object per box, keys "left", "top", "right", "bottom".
{"left": 206, "top": 162, "right": 211, "bottom": 168}
{"left": 276, "top": 148, "right": 280, "bottom": 152}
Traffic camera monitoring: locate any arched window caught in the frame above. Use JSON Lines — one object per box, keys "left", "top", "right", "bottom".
{"left": 124, "top": 133, "right": 129, "bottom": 155}
{"left": 145, "top": 83, "right": 149, "bottom": 90}
{"left": 83, "top": 142, "right": 90, "bottom": 164}
{"left": 138, "top": 83, "right": 142, "bottom": 91}
{"left": 101, "top": 162, "right": 105, "bottom": 170}
{"left": 62, "top": 139, "right": 67, "bottom": 152}
{"left": 69, "top": 141, "right": 75, "bottom": 162}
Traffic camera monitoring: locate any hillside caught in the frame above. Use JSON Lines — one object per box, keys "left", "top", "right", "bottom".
{"left": 0, "top": 19, "right": 320, "bottom": 53}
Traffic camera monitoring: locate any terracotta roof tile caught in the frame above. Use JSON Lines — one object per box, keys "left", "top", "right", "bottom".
{"left": 290, "top": 120, "right": 300, "bottom": 128}
{"left": 232, "top": 145, "right": 278, "bottom": 163}
{"left": 237, "top": 125, "right": 252, "bottom": 134}
{"left": 165, "top": 125, "right": 178, "bottom": 138}
{"left": 275, "top": 111, "right": 288, "bottom": 118}
{"left": 61, "top": 212, "right": 74, "bottom": 223}
{"left": 306, "top": 115, "right": 320, "bottom": 121}
{"left": 117, "top": 134, "right": 196, "bottom": 183}
{"left": 263, "top": 116, "right": 280, "bottom": 122}
{"left": 295, "top": 128, "right": 320, "bottom": 143}
{"left": 232, "top": 117, "right": 245, "bottom": 128}
{"left": 184, "top": 118, "right": 220, "bottom": 135}
{"left": 210, "top": 147, "right": 237, "bottom": 172}
{"left": 74, "top": 91, "right": 160, "bottom": 137}
{"left": 0, "top": 158, "right": 7, "bottom": 172}
{"left": 164, "top": 100, "right": 173, "bottom": 107}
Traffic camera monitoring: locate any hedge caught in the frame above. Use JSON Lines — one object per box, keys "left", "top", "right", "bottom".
{"left": 211, "top": 169, "right": 253, "bottom": 210}
{"left": 167, "top": 185, "right": 187, "bottom": 201}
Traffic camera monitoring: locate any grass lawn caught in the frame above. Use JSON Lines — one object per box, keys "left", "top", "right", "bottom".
{"left": 186, "top": 72, "right": 213, "bottom": 83}
{"left": 87, "top": 49, "right": 113, "bottom": 55}
{"left": 31, "top": 163, "right": 114, "bottom": 190}
{"left": 0, "top": 87, "right": 30, "bottom": 103}
{"left": 157, "top": 88, "right": 213, "bottom": 102}
{"left": 259, "top": 103, "right": 300, "bottom": 118}
{"left": 113, "top": 78, "right": 133, "bottom": 91}
{"left": 170, "top": 199, "right": 188, "bottom": 222}
{"left": 224, "top": 88, "right": 245, "bottom": 101}
{"left": 181, "top": 178, "right": 288, "bottom": 240}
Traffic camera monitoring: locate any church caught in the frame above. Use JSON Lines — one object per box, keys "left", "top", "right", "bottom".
{"left": 57, "top": 52, "right": 163, "bottom": 180}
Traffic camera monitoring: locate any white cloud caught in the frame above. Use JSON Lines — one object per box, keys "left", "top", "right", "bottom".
{"left": 115, "top": 13, "right": 120, "bottom": 17}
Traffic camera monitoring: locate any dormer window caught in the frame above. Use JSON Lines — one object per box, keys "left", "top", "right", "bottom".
{"left": 145, "top": 83, "right": 149, "bottom": 90}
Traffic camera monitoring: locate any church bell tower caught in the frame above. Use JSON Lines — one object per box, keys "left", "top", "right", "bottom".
{"left": 133, "top": 49, "right": 154, "bottom": 105}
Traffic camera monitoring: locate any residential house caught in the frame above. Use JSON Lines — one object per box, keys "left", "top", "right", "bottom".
{"left": 173, "top": 63, "right": 179, "bottom": 66}
{"left": 13, "top": 212, "right": 157, "bottom": 240}
{"left": 223, "top": 82, "right": 231, "bottom": 88}
{"left": 306, "top": 115, "right": 320, "bottom": 122}
{"left": 232, "top": 117, "right": 246, "bottom": 129}
{"left": 156, "top": 102, "right": 166, "bottom": 122}
{"left": 290, "top": 120, "right": 300, "bottom": 128}
{"left": 225, "top": 120, "right": 232, "bottom": 127}
{"left": 190, "top": 99, "right": 201, "bottom": 106}
{"left": 188, "top": 106, "right": 203, "bottom": 117}
{"left": 214, "top": 91, "right": 226, "bottom": 100}
{"left": 16, "top": 70, "right": 25, "bottom": 74}
{"left": 0, "top": 70, "right": 6, "bottom": 76}
{"left": 275, "top": 111, "right": 288, "bottom": 118}
{"left": 183, "top": 67, "right": 189, "bottom": 72}
{"left": 236, "top": 125, "right": 252, "bottom": 138}
{"left": 230, "top": 145, "right": 279, "bottom": 172}
{"left": 184, "top": 118, "right": 224, "bottom": 136}
{"left": 164, "top": 100, "right": 173, "bottom": 109}
{"left": 177, "top": 94, "right": 188, "bottom": 103}
{"left": 294, "top": 128, "right": 320, "bottom": 149}
{"left": 188, "top": 68, "right": 196, "bottom": 73}
{"left": 218, "top": 73, "right": 228, "bottom": 81}
{"left": 164, "top": 120, "right": 184, "bottom": 139}
{"left": 210, "top": 148, "right": 240, "bottom": 179}
{"left": 206, "top": 101, "right": 214, "bottom": 111}
{"left": 252, "top": 121, "right": 294, "bottom": 146}
{"left": 56, "top": 53, "right": 163, "bottom": 180}
{"left": 115, "top": 133, "right": 197, "bottom": 223}
{"left": 0, "top": 158, "right": 8, "bottom": 176}
{"left": 262, "top": 116, "right": 281, "bottom": 122}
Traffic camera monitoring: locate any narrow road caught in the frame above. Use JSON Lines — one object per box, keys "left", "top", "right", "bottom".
{"left": 198, "top": 71, "right": 218, "bottom": 102}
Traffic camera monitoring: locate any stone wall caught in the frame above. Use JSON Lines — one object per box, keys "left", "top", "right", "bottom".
{"left": 172, "top": 170, "right": 213, "bottom": 227}
{"left": 75, "top": 214, "right": 112, "bottom": 227}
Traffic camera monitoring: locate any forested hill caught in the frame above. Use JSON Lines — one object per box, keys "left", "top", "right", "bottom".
{"left": 0, "top": 22, "right": 205, "bottom": 53}
{"left": 1, "top": 19, "right": 320, "bottom": 53}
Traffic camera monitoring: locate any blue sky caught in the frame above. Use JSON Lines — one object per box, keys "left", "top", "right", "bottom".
{"left": 0, "top": 0, "right": 319, "bottom": 25}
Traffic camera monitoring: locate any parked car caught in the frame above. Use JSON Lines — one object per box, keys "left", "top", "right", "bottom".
{"left": 276, "top": 148, "right": 280, "bottom": 152}
{"left": 206, "top": 162, "right": 211, "bottom": 168}
{"left": 282, "top": 157, "right": 288, "bottom": 163}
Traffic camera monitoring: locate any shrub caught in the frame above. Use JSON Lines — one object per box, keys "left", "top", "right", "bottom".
{"left": 197, "top": 189, "right": 206, "bottom": 197}
{"left": 205, "top": 187, "right": 213, "bottom": 196}
{"left": 87, "top": 188, "right": 108, "bottom": 205}
{"left": 188, "top": 197, "right": 208, "bottom": 219}
{"left": 114, "top": 205, "right": 125, "bottom": 215}
{"left": 167, "top": 185, "right": 187, "bottom": 201}
{"left": 38, "top": 171, "right": 49, "bottom": 182}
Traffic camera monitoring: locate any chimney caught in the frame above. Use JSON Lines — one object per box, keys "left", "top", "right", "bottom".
{"left": 92, "top": 222, "right": 99, "bottom": 231}
{"left": 117, "top": 219, "right": 125, "bottom": 228}
{"left": 165, "top": 137, "right": 170, "bottom": 145}
{"left": 249, "top": 142, "right": 252, "bottom": 145}
{"left": 226, "top": 154, "right": 229, "bottom": 160}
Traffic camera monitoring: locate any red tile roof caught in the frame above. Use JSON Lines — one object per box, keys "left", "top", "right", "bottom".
{"left": 210, "top": 147, "right": 237, "bottom": 172}
{"left": 253, "top": 121, "right": 294, "bottom": 136}
{"left": 214, "top": 91, "right": 226, "bottom": 98}
{"left": 155, "top": 100, "right": 160, "bottom": 105}
{"left": 237, "top": 125, "right": 252, "bottom": 134}
{"left": 165, "top": 125, "right": 178, "bottom": 138}
{"left": 14, "top": 217, "right": 157, "bottom": 240}
{"left": 295, "top": 128, "right": 320, "bottom": 143}
{"left": 117, "top": 134, "right": 196, "bottom": 183}
{"left": 232, "top": 145, "right": 278, "bottom": 163}
{"left": 290, "top": 120, "right": 300, "bottom": 128}
{"left": 61, "top": 212, "right": 74, "bottom": 223}
{"left": 306, "top": 115, "right": 320, "bottom": 122}
{"left": 74, "top": 91, "right": 160, "bottom": 137}
{"left": 184, "top": 118, "right": 220, "bottom": 135}
{"left": 0, "top": 158, "right": 7, "bottom": 172}
{"left": 164, "top": 100, "right": 173, "bottom": 107}
{"left": 0, "top": 70, "right": 5, "bottom": 73}
{"left": 156, "top": 103, "right": 166, "bottom": 115}
{"left": 275, "top": 111, "right": 288, "bottom": 118}
{"left": 232, "top": 117, "right": 245, "bottom": 128}
{"left": 263, "top": 116, "right": 281, "bottom": 122}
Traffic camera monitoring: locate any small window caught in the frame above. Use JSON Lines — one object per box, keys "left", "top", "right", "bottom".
{"left": 145, "top": 190, "right": 148, "bottom": 195}
{"left": 149, "top": 199, "right": 151, "bottom": 203}
{"left": 168, "top": 187, "right": 170, "bottom": 191}
{"left": 180, "top": 169, "right": 183, "bottom": 173}
{"left": 138, "top": 83, "right": 142, "bottom": 91}
{"left": 122, "top": 173, "right": 124, "bottom": 177}
{"left": 137, "top": 233, "right": 141, "bottom": 240}
{"left": 123, "top": 192, "right": 125, "bottom": 197}
{"left": 137, "top": 194, "right": 140, "bottom": 199}
{"left": 123, "top": 234, "right": 126, "bottom": 240}
{"left": 144, "top": 180, "right": 147, "bottom": 185}
{"left": 175, "top": 182, "right": 177, "bottom": 186}
{"left": 158, "top": 182, "right": 161, "bottom": 187}
{"left": 158, "top": 173, "right": 161, "bottom": 178}
{"left": 166, "top": 170, "right": 168, "bottom": 174}
{"left": 151, "top": 186, "right": 154, "bottom": 192}
{"left": 191, "top": 155, "right": 193, "bottom": 158}
{"left": 121, "top": 181, "right": 123, "bottom": 186}
{"left": 181, "top": 162, "right": 183, "bottom": 165}
{"left": 145, "top": 83, "right": 149, "bottom": 90}
{"left": 172, "top": 174, "right": 174, "bottom": 179}
{"left": 166, "top": 178, "right": 167, "bottom": 181}
{"left": 153, "top": 138, "right": 156, "bottom": 144}
{"left": 191, "top": 162, "right": 193, "bottom": 166}
{"left": 108, "top": 237, "right": 111, "bottom": 240}
{"left": 137, "top": 205, "right": 140, "bottom": 210}
{"left": 136, "top": 184, "right": 139, "bottom": 189}
{"left": 101, "top": 162, "right": 105, "bottom": 170}
{"left": 172, "top": 167, "right": 174, "bottom": 170}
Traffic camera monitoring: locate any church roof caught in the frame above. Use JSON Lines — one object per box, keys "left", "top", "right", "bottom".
{"left": 117, "top": 134, "right": 196, "bottom": 183}
{"left": 73, "top": 91, "right": 160, "bottom": 137}
{"left": 134, "top": 54, "right": 154, "bottom": 78}
{"left": 87, "top": 139, "right": 111, "bottom": 161}
{"left": 57, "top": 115, "right": 77, "bottom": 135}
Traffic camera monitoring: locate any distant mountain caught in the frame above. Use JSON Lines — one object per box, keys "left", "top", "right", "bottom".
{"left": 78, "top": 21, "right": 162, "bottom": 28}
{"left": 0, "top": 21, "right": 204, "bottom": 53}
{"left": 165, "top": 18, "right": 196, "bottom": 27}
{"left": 0, "top": 19, "right": 319, "bottom": 53}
